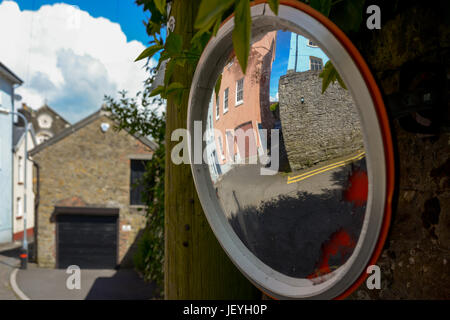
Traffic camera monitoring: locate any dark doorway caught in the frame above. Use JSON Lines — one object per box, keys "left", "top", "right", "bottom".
{"left": 56, "top": 207, "right": 118, "bottom": 269}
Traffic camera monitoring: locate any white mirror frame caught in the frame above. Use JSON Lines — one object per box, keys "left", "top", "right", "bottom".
{"left": 187, "top": 2, "right": 394, "bottom": 299}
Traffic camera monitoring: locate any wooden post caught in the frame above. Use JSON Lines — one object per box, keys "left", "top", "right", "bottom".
{"left": 164, "top": 0, "right": 260, "bottom": 299}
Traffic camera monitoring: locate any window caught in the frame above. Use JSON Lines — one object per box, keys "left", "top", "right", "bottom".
{"left": 223, "top": 88, "right": 229, "bottom": 113}
{"left": 236, "top": 78, "right": 244, "bottom": 105}
{"left": 310, "top": 56, "right": 323, "bottom": 71}
{"left": 130, "top": 159, "right": 149, "bottom": 205}
{"left": 216, "top": 96, "right": 220, "bottom": 120}
{"left": 16, "top": 197, "right": 23, "bottom": 218}
{"left": 307, "top": 39, "right": 318, "bottom": 47}
{"left": 18, "top": 156, "right": 23, "bottom": 184}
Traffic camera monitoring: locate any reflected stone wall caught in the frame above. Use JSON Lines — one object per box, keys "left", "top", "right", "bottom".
{"left": 278, "top": 70, "right": 363, "bottom": 171}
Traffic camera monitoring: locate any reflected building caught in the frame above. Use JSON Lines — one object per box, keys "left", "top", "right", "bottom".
{"left": 279, "top": 34, "right": 363, "bottom": 171}
{"left": 204, "top": 31, "right": 368, "bottom": 280}
{"left": 210, "top": 31, "right": 277, "bottom": 178}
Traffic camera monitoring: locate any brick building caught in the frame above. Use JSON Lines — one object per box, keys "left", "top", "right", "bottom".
{"left": 209, "top": 31, "right": 277, "bottom": 177}
{"left": 30, "top": 107, "right": 156, "bottom": 268}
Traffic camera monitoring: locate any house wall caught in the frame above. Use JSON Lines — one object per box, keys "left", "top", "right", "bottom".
{"left": 12, "top": 130, "right": 35, "bottom": 240}
{"left": 278, "top": 71, "right": 363, "bottom": 171}
{"left": 287, "top": 34, "right": 330, "bottom": 72}
{"left": 0, "top": 76, "right": 13, "bottom": 243}
{"left": 212, "top": 31, "right": 277, "bottom": 174}
{"left": 33, "top": 114, "right": 153, "bottom": 268}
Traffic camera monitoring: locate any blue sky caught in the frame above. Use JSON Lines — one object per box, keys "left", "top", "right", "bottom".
{"left": 0, "top": 0, "right": 152, "bottom": 123}
{"left": 270, "top": 30, "right": 291, "bottom": 101}
{"left": 11, "top": 0, "right": 150, "bottom": 44}
{"left": 0, "top": 1, "right": 290, "bottom": 123}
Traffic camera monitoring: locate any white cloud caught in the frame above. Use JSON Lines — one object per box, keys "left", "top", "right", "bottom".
{"left": 270, "top": 92, "right": 279, "bottom": 102}
{"left": 0, "top": 1, "right": 156, "bottom": 123}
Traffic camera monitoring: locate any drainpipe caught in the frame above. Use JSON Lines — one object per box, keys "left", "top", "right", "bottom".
{"left": 28, "top": 158, "right": 39, "bottom": 263}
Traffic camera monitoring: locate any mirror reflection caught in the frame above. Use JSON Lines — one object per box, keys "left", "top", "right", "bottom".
{"left": 204, "top": 30, "right": 366, "bottom": 282}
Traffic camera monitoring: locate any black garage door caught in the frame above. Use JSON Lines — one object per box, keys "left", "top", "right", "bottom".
{"left": 56, "top": 207, "right": 118, "bottom": 269}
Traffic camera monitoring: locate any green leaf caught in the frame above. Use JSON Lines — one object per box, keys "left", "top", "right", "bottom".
{"left": 233, "top": 0, "right": 251, "bottom": 74}
{"left": 150, "top": 85, "right": 166, "bottom": 97}
{"left": 191, "top": 28, "right": 210, "bottom": 48}
{"left": 215, "top": 74, "right": 222, "bottom": 99}
{"left": 135, "top": 44, "right": 163, "bottom": 62}
{"left": 329, "top": 0, "right": 365, "bottom": 33}
{"left": 195, "top": 0, "right": 234, "bottom": 30}
{"left": 319, "top": 61, "right": 347, "bottom": 93}
{"left": 268, "top": 0, "right": 279, "bottom": 15}
{"left": 165, "top": 32, "right": 183, "bottom": 55}
{"left": 310, "top": 0, "right": 332, "bottom": 17}
{"left": 212, "top": 16, "right": 222, "bottom": 36}
{"left": 166, "top": 82, "right": 185, "bottom": 94}
{"left": 154, "top": 0, "right": 166, "bottom": 15}
{"left": 270, "top": 102, "right": 279, "bottom": 112}
{"left": 164, "top": 59, "right": 176, "bottom": 87}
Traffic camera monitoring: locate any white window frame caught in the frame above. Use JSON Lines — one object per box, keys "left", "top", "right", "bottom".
{"left": 16, "top": 197, "right": 23, "bottom": 218}
{"left": 223, "top": 88, "right": 229, "bottom": 114}
{"left": 215, "top": 95, "right": 220, "bottom": 120}
{"left": 18, "top": 156, "right": 24, "bottom": 184}
{"left": 310, "top": 56, "right": 323, "bottom": 71}
{"left": 235, "top": 78, "right": 244, "bottom": 106}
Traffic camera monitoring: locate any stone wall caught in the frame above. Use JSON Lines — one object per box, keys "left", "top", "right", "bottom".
{"left": 32, "top": 114, "right": 153, "bottom": 268}
{"left": 278, "top": 70, "right": 363, "bottom": 171}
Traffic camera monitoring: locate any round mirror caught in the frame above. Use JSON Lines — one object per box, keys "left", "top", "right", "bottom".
{"left": 188, "top": 2, "right": 394, "bottom": 299}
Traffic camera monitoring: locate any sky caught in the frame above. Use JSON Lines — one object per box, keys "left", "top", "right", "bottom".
{"left": 0, "top": 0, "right": 154, "bottom": 123}
{"left": 270, "top": 30, "right": 291, "bottom": 101}
{"left": 0, "top": 0, "right": 290, "bottom": 124}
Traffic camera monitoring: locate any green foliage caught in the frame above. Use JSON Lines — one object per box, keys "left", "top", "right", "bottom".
{"left": 195, "top": 0, "right": 234, "bottom": 30}
{"left": 319, "top": 60, "right": 347, "bottom": 93}
{"left": 215, "top": 74, "right": 222, "bottom": 100}
{"left": 104, "top": 84, "right": 166, "bottom": 289}
{"left": 310, "top": 0, "right": 332, "bottom": 17}
{"left": 270, "top": 102, "right": 279, "bottom": 112}
{"left": 135, "top": 44, "right": 163, "bottom": 62}
{"left": 329, "top": 0, "right": 366, "bottom": 33}
{"left": 233, "top": 0, "right": 251, "bottom": 74}
{"left": 268, "top": 0, "right": 279, "bottom": 15}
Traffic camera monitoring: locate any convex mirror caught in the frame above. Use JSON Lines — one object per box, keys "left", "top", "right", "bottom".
{"left": 188, "top": 1, "right": 394, "bottom": 299}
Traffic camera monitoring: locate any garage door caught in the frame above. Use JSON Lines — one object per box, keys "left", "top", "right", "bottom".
{"left": 56, "top": 207, "right": 118, "bottom": 269}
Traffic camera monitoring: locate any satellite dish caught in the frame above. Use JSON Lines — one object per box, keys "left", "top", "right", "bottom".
{"left": 100, "top": 122, "right": 110, "bottom": 132}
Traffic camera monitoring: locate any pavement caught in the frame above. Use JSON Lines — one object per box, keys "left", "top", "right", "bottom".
{"left": 0, "top": 242, "right": 21, "bottom": 300}
{"left": 0, "top": 242, "right": 158, "bottom": 300}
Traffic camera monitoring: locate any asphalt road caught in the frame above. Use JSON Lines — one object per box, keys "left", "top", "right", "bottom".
{"left": 214, "top": 157, "right": 367, "bottom": 278}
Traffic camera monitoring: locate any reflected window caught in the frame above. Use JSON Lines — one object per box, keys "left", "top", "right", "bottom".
{"left": 223, "top": 88, "right": 229, "bottom": 113}
{"left": 236, "top": 78, "right": 244, "bottom": 105}
{"left": 216, "top": 96, "right": 220, "bottom": 120}
{"left": 310, "top": 56, "right": 323, "bottom": 71}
